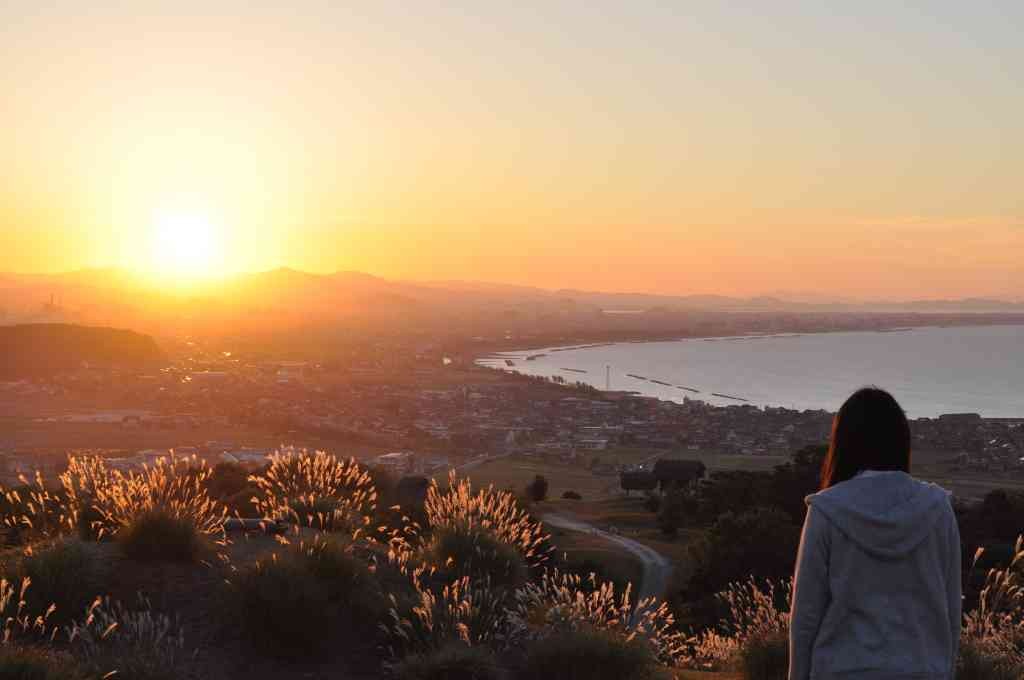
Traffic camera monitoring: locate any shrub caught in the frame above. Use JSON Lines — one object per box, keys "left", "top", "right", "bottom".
{"left": 425, "top": 526, "right": 527, "bottom": 589}
{"left": 685, "top": 508, "right": 799, "bottom": 605}
{"left": 525, "top": 476, "right": 548, "bottom": 502}
{"left": 561, "top": 491, "right": 582, "bottom": 501}
{"left": 957, "top": 637, "right": 1022, "bottom": 680}
{"left": 227, "top": 538, "right": 390, "bottom": 658}
{"left": 421, "top": 474, "right": 551, "bottom": 572}
{"left": 0, "top": 473, "right": 69, "bottom": 544}
{"left": 684, "top": 578, "right": 790, "bottom": 672}
{"left": 508, "top": 569, "right": 685, "bottom": 665}
{"left": 0, "top": 646, "right": 84, "bottom": 680}
{"left": 737, "top": 630, "right": 789, "bottom": 680}
{"left": 384, "top": 575, "right": 509, "bottom": 659}
{"left": 61, "top": 454, "right": 226, "bottom": 540}
{"left": 657, "top": 489, "right": 686, "bottom": 536}
{"left": 12, "top": 538, "right": 101, "bottom": 626}
{"left": 205, "top": 462, "right": 250, "bottom": 499}
{"left": 118, "top": 509, "right": 206, "bottom": 562}
{"left": 227, "top": 553, "right": 332, "bottom": 657}
{"left": 68, "top": 597, "right": 190, "bottom": 680}
{"left": 516, "top": 627, "right": 670, "bottom": 680}
{"left": 958, "top": 536, "right": 1024, "bottom": 679}
{"left": 301, "top": 537, "right": 389, "bottom": 625}
{"left": 249, "top": 448, "right": 377, "bottom": 537}
{"left": 390, "top": 643, "right": 505, "bottom": 680}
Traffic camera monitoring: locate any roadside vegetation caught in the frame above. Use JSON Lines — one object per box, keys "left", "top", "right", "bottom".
{"left": 0, "top": 445, "right": 1018, "bottom": 679}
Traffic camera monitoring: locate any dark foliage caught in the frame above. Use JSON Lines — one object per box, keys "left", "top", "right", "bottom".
{"left": 205, "top": 462, "right": 250, "bottom": 500}
{"left": 516, "top": 628, "right": 669, "bottom": 680}
{"left": 119, "top": 510, "right": 206, "bottom": 562}
{"left": 12, "top": 538, "right": 101, "bottom": 626}
{"left": 657, "top": 489, "right": 695, "bottom": 536}
{"left": 739, "top": 631, "right": 789, "bottom": 680}
{"left": 682, "top": 507, "right": 800, "bottom": 630}
{"left": 426, "top": 526, "right": 528, "bottom": 589}
{"left": 0, "top": 646, "right": 84, "bottom": 680}
{"left": 561, "top": 490, "right": 582, "bottom": 500}
{"left": 391, "top": 643, "right": 505, "bottom": 680}
{"left": 525, "top": 475, "right": 549, "bottom": 502}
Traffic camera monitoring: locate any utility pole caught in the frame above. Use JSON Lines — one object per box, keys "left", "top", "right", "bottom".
{"left": 605, "top": 365, "right": 611, "bottom": 390}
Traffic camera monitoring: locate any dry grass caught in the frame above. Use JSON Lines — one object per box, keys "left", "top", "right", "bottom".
{"left": 249, "top": 447, "right": 377, "bottom": 538}
{"left": 61, "top": 453, "right": 227, "bottom": 540}
{"left": 421, "top": 473, "right": 552, "bottom": 571}
{"left": 508, "top": 568, "right": 686, "bottom": 665}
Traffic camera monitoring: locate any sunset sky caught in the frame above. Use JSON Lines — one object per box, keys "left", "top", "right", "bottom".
{"left": 2, "top": 2, "right": 1022, "bottom": 299}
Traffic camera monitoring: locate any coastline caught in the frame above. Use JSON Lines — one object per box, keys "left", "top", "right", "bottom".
{"left": 473, "top": 324, "right": 1024, "bottom": 419}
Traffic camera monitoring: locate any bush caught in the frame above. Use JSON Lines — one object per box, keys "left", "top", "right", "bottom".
{"left": 390, "top": 643, "right": 505, "bottom": 680}
{"left": 0, "top": 646, "right": 84, "bottom": 680}
{"left": 738, "top": 630, "right": 789, "bottom": 680}
{"left": 426, "top": 526, "right": 528, "bottom": 589}
{"left": 685, "top": 508, "right": 799, "bottom": 604}
{"left": 517, "top": 628, "right": 670, "bottom": 680}
{"left": 657, "top": 488, "right": 698, "bottom": 535}
{"left": 561, "top": 491, "right": 582, "bottom": 500}
{"left": 68, "top": 598, "right": 190, "bottom": 680}
{"left": 62, "top": 454, "right": 226, "bottom": 540}
{"left": 249, "top": 448, "right": 377, "bottom": 537}
{"left": 205, "top": 462, "right": 250, "bottom": 499}
{"left": 384, "top": 575, "right": 509, "bottom": 659}
{"left": 118, "top": 509, "right": 206, "bottom": 562}
{"left": 957, "top": 638, "right": 1023, "bottom": 680}
{"left": 423, "top": 474, "right": 551, "bottom": 572}
{"left": 228, "top": 553, "right": 332, "bottom": 657}
{"left": 302, "top": 537, "right": 389, "bottom": 624}
{"left": 227, "top": 538, "right": 389, "bottom": 658}
{"left": 13, "top": 538, "right": 101, "bottom": 626}
{"left": 525, "top": 476, "right": 549, "bottom": 502}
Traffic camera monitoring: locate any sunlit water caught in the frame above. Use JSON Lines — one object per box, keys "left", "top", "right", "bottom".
{"left": 477, "top": 325, "right": 1024, "bottom": 418}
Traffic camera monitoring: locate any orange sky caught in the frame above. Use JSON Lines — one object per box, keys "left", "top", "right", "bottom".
{"left": 2, "top": 3, "right": 1022, "bottom": 300}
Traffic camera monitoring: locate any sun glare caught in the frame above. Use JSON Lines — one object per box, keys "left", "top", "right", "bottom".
{"left": 151, "top": 213, "right": 222, "bottom": 277}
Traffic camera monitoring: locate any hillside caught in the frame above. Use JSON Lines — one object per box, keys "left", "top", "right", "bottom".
{"left": 0, "top": 323, "right": 164, "bottom": 379}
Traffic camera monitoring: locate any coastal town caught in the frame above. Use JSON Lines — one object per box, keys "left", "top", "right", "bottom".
{"left": 2, "top": 341, "right": 1022, "bottom": 492}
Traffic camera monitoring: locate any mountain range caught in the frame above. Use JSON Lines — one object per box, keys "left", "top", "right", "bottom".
{"left": 1, "top": 268, "right": 1022, "bottom": 342}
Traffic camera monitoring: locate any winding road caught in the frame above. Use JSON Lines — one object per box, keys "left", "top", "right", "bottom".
{"left": 542, "top": 512, "right": 673, "bottom": 602}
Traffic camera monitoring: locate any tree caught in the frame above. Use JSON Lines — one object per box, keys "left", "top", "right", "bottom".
{"left": 526, "top": 475, "right": 549, "bottom": 502}
{"left": 620, "top": 470, "right": 657, "bottom": 496}
{"left": 685, "top": 506, "right": 800, "bottom": 600}
{"left": 657, "top": 488, "right": 694, "bottom": 536}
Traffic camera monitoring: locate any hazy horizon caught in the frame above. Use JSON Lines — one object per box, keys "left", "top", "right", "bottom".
{"left": 4, "top": 2, "right": 1023, "bottom": 300}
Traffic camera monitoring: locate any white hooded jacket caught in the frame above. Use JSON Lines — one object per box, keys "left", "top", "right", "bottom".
{"left": 788, "top": 471, "right": 961, "bottom": 680}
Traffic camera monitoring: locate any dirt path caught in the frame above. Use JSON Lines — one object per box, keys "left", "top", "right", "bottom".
{"left": 542, "top": 512, "right": 673, "bottom": 602}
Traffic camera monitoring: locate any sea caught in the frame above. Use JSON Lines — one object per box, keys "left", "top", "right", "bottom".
{"left": 476, "top": 324, "right": 1024, "bottom": 419}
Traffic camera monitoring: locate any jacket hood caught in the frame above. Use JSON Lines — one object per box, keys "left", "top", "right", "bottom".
{"left": 806, "top": 471, "right": 951, "bottom": 560}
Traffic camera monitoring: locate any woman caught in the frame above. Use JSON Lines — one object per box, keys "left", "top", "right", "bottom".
{"left": 789, "top": 387, "right": 961, "bottom": 680}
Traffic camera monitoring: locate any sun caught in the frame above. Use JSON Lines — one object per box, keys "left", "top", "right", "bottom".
{"left": 151, "top": 212, "right": 223, "bottom": 276}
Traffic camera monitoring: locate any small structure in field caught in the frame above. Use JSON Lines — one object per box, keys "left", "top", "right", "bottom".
{"left": 652, "top": 458, "right": 707, "bottom": 491}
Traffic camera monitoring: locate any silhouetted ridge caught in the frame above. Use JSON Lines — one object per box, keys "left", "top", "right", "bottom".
{"left": 0, "top": 323, "right": 164, "bottom": 379}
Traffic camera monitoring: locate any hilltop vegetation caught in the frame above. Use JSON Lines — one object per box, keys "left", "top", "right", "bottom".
{"left": 0, "top": 323, "right": 164, "bottom": 379}
{"left": 0, "top": 447, "right": 1018, "bottom": 679}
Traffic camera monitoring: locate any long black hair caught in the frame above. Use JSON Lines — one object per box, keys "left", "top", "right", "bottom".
{"left": 821, "top": 386, "right": 911, "bottom": 489}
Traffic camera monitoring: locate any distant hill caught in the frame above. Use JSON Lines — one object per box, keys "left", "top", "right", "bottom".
{"left": 0, "top": 324, "right": 165, "bottom": 379}
{"left": 0, "top": 269, "right": 1022, "bottom": 346}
